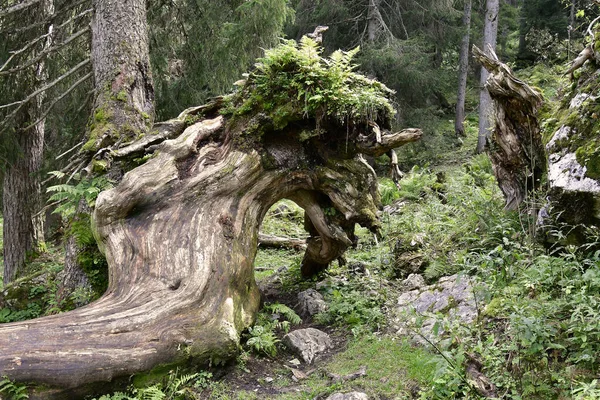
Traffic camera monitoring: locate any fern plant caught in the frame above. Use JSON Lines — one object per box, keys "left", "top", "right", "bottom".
{"left": 0, "top": 376, "right": 29, "bottom": 400}
{"left": 244, "top": 302, "right": 301, "bottom": 357}
{"left": 246, "top": 325, "right": 280, "bottom": 357}
{"left": 46, "top": 171, "right": 113, "bottom": 219}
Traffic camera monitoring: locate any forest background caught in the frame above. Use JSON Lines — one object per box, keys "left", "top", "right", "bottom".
{"left": 1, "top": 0, "right": 600, "bottom": 399}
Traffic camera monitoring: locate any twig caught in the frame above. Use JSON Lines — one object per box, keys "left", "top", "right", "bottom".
{"left": 22, "top": 72, "right": 93, "bottom": 131}
{"left": 0, "top": 0, "right": 41, "bottom": 18}
{"left": 56, "top": 141, "right": 84, "bottom": 160}
{"left": 0, "top": 27, "right": 90, "bottom": 76}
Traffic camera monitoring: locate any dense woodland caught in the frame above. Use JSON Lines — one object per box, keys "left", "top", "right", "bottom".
{"left": 0, "top": 0, "right": 600, "bottom": 399}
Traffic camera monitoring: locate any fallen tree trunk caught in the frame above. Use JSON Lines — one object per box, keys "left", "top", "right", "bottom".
{"left": 0, "top": 38, "right": 422, "bottom": 397}
{"left": 258, "top": 233, "right": 307, "bottom": 250}
{"left": 473, "top": 45, "right": 546, "bottom": 210}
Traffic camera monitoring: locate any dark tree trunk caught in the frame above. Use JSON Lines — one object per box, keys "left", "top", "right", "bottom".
{"left": 476, "top": 0, "right": 499, "bottom": 153}
{"left": 2, "top": 0, "right": 53, "bottom": 284}
{"left": 455, "top": 0, "right": 472, "bottom": 137}
{"left": 2, "top": 121, "right": 44, "bottom": 283}
{"left": 473, "top": 45, "right": 546, "bottom": 210}
{"left": 60, "top": 0, "right": 154, "bottom": 295}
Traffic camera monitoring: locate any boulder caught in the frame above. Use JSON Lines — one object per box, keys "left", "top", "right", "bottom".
{"left": 297, "top": 289, "right": 328, "bottom": 318}
{"left": 394, "top": 274, "right": 481, "bottom": 344}
{"left": 283, "top": 328, "right": 333, "bottom": 364}
{"left": 326, "top": 392, "right": 369, "bottom": 400}
{"left": 401, "top": 273, "right": 426, "bottom": 291}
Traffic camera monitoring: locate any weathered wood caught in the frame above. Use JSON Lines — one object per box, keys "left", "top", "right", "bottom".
{"left": 0, "top": 105, "right": 419, "bottom": 396}
{"left": 473, "top": 44, "right": 546, "bottom": 210}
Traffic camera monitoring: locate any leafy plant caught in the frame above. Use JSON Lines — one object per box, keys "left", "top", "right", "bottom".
{"left": 225, "top": 36, "right": 395, "bottom": 134}
{"left": 0, "top": 376, "right": 29, "bottom": 400}
{"left": 46, "top": 171, "right": 113, "bottom": 219}
{"left": 315, "top": 278, "right": 385, "bottom": 334}
{"left": 244, "top": 302, "right": 301, "bottom": 357}
{"left": 245, "top": 325, "right": 280, "bottom": 357}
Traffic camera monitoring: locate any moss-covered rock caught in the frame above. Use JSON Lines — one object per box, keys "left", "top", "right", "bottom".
{"left": 545, "top": 30, "right": 600, "bottom": 241}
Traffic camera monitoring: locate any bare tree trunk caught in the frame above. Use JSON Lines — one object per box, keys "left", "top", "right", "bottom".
{"left": 517, "top": 0, "right": 529, "bottom": 61}
{"left": 473, "top": 45, "right": 546, "bottom": 210}
{"left": 60, "top": 0, "right": 154, "bottom": 295}
{"left": 476, "top": 0, "right": 499, "bottom": 153}
{"left": 455, "top": 0, "right": 472, "bottom": 137}
{"left": 2, "top": 0, "right": 53, "bottom": 284}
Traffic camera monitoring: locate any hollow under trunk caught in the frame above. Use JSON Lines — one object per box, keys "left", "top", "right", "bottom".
{"left": 0, "top": 106, "right": 421, "bottom": 397}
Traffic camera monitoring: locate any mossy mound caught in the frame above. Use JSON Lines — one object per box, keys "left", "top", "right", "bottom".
{"left": 222, "top": 37, "right": 396, "bottom": 139}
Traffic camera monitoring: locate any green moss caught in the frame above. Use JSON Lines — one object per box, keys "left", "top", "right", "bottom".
{"left": 91, "top": 159, "right": 108, "bottom": 174}
{"left": 227, "top": 37, "right": 395, "bottom": 137}
{"left": 115, "top": 90, "right": 128, "bottom": 102}
{"left": 575, "top": 138, "right": 600, "bottom": 179}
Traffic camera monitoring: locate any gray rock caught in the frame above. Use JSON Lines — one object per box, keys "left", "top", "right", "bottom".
{"left": 283, "top": 328, "right": 333, "bottom": 364}
{"left": 297, "top": 289, "right": 328, "bottom": 318}
{"left": 401, "top": 273, "right": 426, "bottom": 291}
{"left": 326, "top": 392, "right": 369, "bottom": 400}
{"left": 547, "top": 152, "right": 600, "bottom": 195}
{"left": 394, "top": 274, "right": 481, "bottom": 344}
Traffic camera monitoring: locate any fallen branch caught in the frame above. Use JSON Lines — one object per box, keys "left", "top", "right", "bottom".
{"left": 258, "top": 233, "right": 307, "bottom": 250}
{"left": 357, "top": 128, "right": 422, "bottom": 157}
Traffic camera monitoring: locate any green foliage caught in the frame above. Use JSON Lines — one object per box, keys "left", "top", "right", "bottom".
{"left": 94, "top": 370, "right": 213, "bottom": 400}
{"left": 226, "top": 37, "right": 396, "bottom": 133}
{"left": 315, "top": 277, "right": 385, "bottom": 335}
{"left": 244, "top": 302, "right": 302, "bottom": 357}
{"left": 46, "top": 172, "right": 113, "bottom": 219}
{"left": 420, "top": 231, "right": 600, "bottom": 398}
{"left": 0, "top": 376, "right": 28, "bottom": 400}
{"left": 245, "top": 325, "right": 280, "bottom": 358}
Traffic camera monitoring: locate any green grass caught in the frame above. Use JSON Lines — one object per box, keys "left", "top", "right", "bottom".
{"left": 271, "top": 335, "right": 440, "bottom": 399}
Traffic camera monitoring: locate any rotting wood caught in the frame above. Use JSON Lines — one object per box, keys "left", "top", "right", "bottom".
{"left": 473, "top": 44, "right": 546, "bottom": 210}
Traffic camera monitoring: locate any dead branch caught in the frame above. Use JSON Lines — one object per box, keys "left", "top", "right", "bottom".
{"left": 23, "top": 72, "right": 92, "bottom": 131}
{"left": 0, "top": 27, "right": 90, "bottom": 76}
{"left": 357, "top": 128, "right": 422, "bottom": 157}
{"left": 258, "top": 233, "right": 307, "bottom": 250}
{"left": 0, "top": 58, "right": 90, "bottom": 129}
{"left": 0, "top": 0, "right": 41, "bottom": 19}
{"left": 0, "top": 9, "right": 92, "bottom": 73}
{"left": 565, "top": 46, "right": 594, "bottom": 80}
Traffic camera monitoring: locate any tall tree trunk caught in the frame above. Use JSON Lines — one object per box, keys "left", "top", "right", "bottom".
{"left": 517, "top": 0, "right": 529, "bottom": 61}
{"left": 455, "top": 0, "right": 472, "bottom": 137}
{"left": 476, "top": 0, "right": 499, "bottom": 153}
{"left": 2, "top": 0, "right": 53, "bottom": 284}
{"left": 59, "top": 0, "right": 154, "bottom": 296}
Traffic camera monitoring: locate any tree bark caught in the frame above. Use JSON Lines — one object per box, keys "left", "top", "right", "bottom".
{"left": 455, "top": 0, "right": 472, "bottom": 137}
{"left": 60, "top": 0, "right": 154, "bottom": 296}
{"left": 473, "top": 45, "right": 546, "bottom": 210}
{"left": 476, "top": 0, "right": 499, "bottom": 153}
{"left": 0, "top": 108, "right": 421, "bottom": 397}
{"left": 2, "top": 0, "right": 53, "bottom": 284}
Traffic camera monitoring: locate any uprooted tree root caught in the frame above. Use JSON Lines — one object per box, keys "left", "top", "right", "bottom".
{"left": 0, "top": 38, "right": 421, "bottom": 398}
